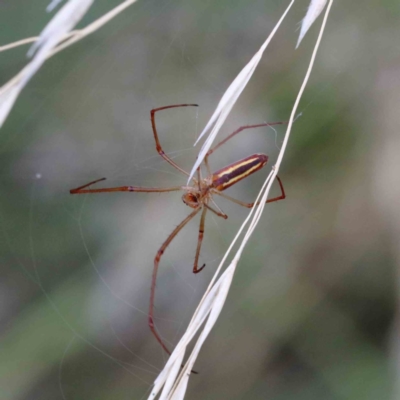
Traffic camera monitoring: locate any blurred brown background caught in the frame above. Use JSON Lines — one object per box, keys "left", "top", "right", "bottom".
{"left": 0, "top": 0, "right": 399, "bottom": 399}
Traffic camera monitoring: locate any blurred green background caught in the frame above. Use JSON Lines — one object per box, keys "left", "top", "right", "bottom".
{"left": 1, "top": 0, "right": 399, "bottom": 399}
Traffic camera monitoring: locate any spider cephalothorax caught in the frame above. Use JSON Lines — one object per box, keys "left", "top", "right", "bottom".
{"left": 182, "top": 191, "right": 201, "bottom": 208}
{"left": 70, "top": 103, "right": 286, "bottom": 357}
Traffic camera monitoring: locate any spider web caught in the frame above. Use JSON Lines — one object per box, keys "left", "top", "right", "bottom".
{"left": 0, "top": 1, "right": 394, "bottom": 400}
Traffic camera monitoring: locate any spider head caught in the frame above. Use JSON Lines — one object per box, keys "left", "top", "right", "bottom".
{"left": 182, "top": 192, "right": 200, "bottom": 208}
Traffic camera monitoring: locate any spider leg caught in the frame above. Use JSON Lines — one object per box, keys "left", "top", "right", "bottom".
{"left": 196, "top": 167, "right": 202, "bottom": 191}
{"left": 151, "top": 104, "right": 198, "bottom": 177}
{"left": 213, "top": 176, "right": 286, "bottom": 207}
{"left": 149, "top": 207, "right": 201, "bottom": 356}
{"left": 70, "top": 177, "right": 184, "bottom": 194}
{"left": 193, "top": 207, "right": 207, "bottom": 273}
{"left": 204, "top": 156, "right": 212, "bottom": 177}
{"left": 206, "top": 121, "right": 286, "bottom": 158}
{"left": 267, "top": 176, "right": 286, "bottom": 203}
{"left": 204, "top": 203, "right": 227, "bottom": 219}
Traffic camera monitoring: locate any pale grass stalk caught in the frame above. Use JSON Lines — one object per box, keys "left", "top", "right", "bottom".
{"left": 26, "top": 0, "right": 94, "bottom": 59}
{"left": 187, "top": 0, "right": 296, "bottom": 183}
{"left": 0, "top": 0, "right": 94, "bottom": 127}
{"left": 188, "top": 0, "right": 328, "bottom": 182}
{"left": 49, "top": 0, "right": 139, "bottom": 56}
{"left": 0, "top": 0, "right": 138, "bottom": 128}
{"left": 0, "top": 37, "right": 38, "bottom": 52}
{"left": 47, "top": 0, "right": 65, "bottom": 12}
{"left": 149, "top": 0, "right": 334, "bottom": 398}
{"left": 151, "top": 172, "right": 275, "bottom": 400}
{"left": 297, "top": 0, "right": 328, "bottom": 47}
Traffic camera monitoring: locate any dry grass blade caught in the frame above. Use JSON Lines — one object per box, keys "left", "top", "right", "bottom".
{"left": 0, "top": 0, "right": 139, "bottom": 129}
{"left": 47, "top": 0, "right": 65, "bottom": 12}
{"left": 26, "top": 0, "right": 94, "bottom": 59}
{"left": 187, "top": 0, "right": 296, "bottom": 183}
{"left": 0, "top": 0, "right": 94, "bottom": 128}
{"left": 50, "top": 0, "right": 139, "bottom": 56}
{"left": 297, "top": 0, "right": 328, "bottom": 47}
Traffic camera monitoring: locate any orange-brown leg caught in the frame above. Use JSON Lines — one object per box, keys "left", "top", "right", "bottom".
{"left": 149, "top": 208, "right": 201, "bottom": 356}
{"left": 150, "top": 104, "right": 198, "bottom": 177}
{"left": 214, "top": 176, "right": 286, "bottom": 207}
{"left": 206, "top": 121, "right": 286, "bottom": 158}
{"left": 70, "top": 177, "right": 184, "bottom": 195}
{"left": 204, "top": 203, "right": 227, "bottom": 219}
{"left": 193, "top": 207, "right": 207, "bottom": 273}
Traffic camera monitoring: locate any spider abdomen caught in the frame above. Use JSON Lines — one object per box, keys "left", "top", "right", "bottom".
{"left": 211, "top": 153, "right": 268, "bottom": 191}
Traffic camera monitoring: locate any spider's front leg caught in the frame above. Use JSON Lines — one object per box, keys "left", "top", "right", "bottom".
{"left": 70, "top": 177, "right": 184, "bottom": 194}
{"left": 150, "top": 103, "right": 198, "bottom": 177}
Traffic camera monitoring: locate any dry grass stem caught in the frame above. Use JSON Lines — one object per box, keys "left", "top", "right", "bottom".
{"left": 0, "top": 37, "right": 38, "bottom": 52}
{"left": 297, "top": 0, "right": 328, "bottom": 47}
{"left": 0, "top": 0, "right": 138, "bottom": 128}
{"left": 188, "top": 0, "right": 296, "bottom": 183}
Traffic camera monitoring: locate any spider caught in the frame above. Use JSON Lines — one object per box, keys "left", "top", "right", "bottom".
{"left": 70, "top": 104, "right": 286, "bottom": 356}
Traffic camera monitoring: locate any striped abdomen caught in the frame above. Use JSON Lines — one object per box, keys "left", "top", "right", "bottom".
{"left": 211, "top": 154, "right": 268, "bottom": 191}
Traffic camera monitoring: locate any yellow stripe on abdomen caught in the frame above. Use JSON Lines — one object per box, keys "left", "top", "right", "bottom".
{"left": 211, "top": 154, "right": 268, "bottom": 191}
